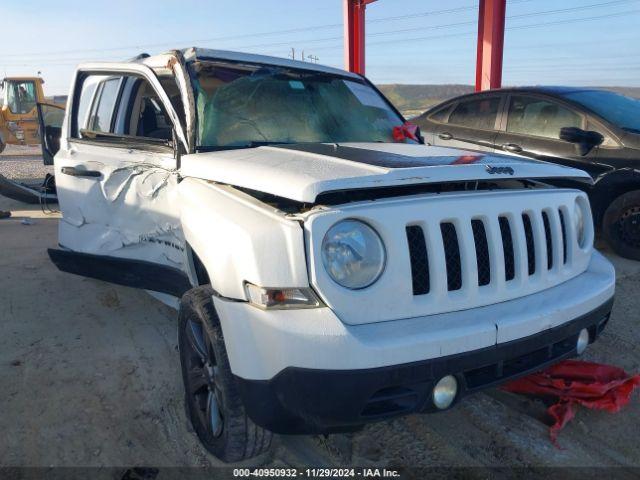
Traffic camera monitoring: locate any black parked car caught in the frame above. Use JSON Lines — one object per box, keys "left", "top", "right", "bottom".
{"left": 414, "top": 87, "right": 640, "bottom": 259}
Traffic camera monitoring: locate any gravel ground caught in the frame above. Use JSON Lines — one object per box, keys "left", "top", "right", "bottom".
{"left": 1, "top": 153, "right": 639, "bottom": 476}
{"left": 0, "top": 145, "right": 53, "bottom": 182}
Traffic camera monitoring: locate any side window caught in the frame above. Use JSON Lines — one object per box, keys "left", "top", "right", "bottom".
{"left": 133, "top": 84, "right": 173, "bottom": 140}
{"left": 6, "top": 80, "right": 37, "bottom": 114}
{"left": 75, "top": 78, "right": 100, "bottom": 131}
{"left": 507, "top": 96, "right": 582, "bottom": 140}
{"left": 72, "top": 73, "right": 176, "bottom": 143}
{"left": 88, "top": 77, "right": 122, "bottom": 133}
{"left": 428, "top": 104, "right": 451, "bottom": 123}
{"left": 448, "top": 97, "right": 500, "bottom": 130}
{"left": 586, "top": 120, "right": 617, "bottom": 148}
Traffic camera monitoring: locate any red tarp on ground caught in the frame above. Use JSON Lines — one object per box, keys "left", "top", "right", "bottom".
{"left": 502, "top": 360, "right": 640, "bottom": 446}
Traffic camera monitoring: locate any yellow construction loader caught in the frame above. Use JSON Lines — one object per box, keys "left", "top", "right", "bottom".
{"left": 0, "top": 77, "right": 63, "bottom": 204}
{"left": 0, "top": 76, "right": 64, "bottom": 153}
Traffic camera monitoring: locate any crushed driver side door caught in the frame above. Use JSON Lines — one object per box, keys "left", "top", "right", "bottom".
{"left": 48, "top": 62, "right": 194, "bottom": 300}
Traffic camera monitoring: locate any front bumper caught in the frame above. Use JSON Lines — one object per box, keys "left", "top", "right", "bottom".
{"left": 212, "top": 251, "right": 615, "bottom": 434}
{"left": 235, "top": 298, "right": 613, "bottom": 434}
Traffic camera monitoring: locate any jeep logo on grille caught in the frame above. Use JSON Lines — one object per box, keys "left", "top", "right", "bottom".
{"left": 485, "top": 165, "right": 515, "bottom": 175}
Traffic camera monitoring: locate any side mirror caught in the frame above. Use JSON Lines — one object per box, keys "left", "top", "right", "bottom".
{"left": 559, "top": 127, "right": 604, "bottom": 156}
{"left": 559, "top": 127, "right": 584, "bottom": 143}
{"left": 584, "top": 130, "right": 605, "bottom": 146}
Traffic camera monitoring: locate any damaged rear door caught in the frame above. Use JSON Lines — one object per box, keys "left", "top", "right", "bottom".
{"left": 49, "top": 62, "right": 193, "bottom": 298}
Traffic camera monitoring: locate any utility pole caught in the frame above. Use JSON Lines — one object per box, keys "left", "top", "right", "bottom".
{"left": 288, "top": 48, "right": 318, "bottom": 64}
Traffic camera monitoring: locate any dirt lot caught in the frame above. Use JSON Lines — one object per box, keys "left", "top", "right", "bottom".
{"left": 1, "top": 151, "right": 640, "bottom": 475}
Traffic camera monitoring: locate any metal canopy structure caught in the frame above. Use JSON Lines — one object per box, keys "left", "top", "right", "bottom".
{"left": 343, "top": 0, "right": 507, "bottom": 91}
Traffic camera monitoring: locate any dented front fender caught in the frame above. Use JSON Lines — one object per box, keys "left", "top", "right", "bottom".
{"left": 178, "top": 178, "right": 310, "bottom": 300}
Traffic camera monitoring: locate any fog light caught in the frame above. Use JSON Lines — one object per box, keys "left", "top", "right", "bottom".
{"left": 433, "top": 375, "right": 458, "bottom": 410}
{"left": 576, "top": 328, "right": 590, "bottom": 355}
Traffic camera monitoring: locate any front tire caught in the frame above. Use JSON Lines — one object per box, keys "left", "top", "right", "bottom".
{"left": 602, "top": 190, "right": 640, "bottom": 260}
{"left": 178, "top": 285, "right": 272, "bottom": 462}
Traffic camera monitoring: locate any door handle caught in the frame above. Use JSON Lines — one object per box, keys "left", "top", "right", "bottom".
{"left": 61, "top": 166, "right": 102, "bottom": 178}
{"left": 502, "top": 143, "right": 523, "bottom": 153}
{"left": 438, "top": 132, "right": 453, "bottom": 140}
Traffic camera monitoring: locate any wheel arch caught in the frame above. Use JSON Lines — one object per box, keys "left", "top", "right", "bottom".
{"left": 592, "top": 168, "right": 640, "bottom": 228}
{"left": 185, "top": 242, "right": 211, "bottom": 287}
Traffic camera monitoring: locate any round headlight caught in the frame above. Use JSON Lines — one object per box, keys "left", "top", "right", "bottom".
{"left": 574, "top": 201, "right": 586, "bottom": 248}
{"left": 321, "top": 219, "right": 386, "bottom": 289}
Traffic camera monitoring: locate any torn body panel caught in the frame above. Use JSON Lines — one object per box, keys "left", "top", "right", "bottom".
{"left": 55, "top": 141, "right": 187, "bottom": 275}
{"left": 142, "top": 51, "right": 197, "bottom": 153}
{"left": 166, "top": 51, "right": 196, "bottom": 154}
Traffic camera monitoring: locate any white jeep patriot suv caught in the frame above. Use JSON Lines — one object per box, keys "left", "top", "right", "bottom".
{"left": 39, "top": 48, "right": 615, "bottom": 462}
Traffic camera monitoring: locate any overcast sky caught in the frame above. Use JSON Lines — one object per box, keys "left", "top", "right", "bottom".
{"left": 2, "top": 0, "right": 640, "bottom": 95}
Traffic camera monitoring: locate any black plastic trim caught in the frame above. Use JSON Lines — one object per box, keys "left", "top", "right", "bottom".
{"left": 48, "top": 248, "right": 192, "bottom": 297}
{"left": 235, "top": 297, "right": 613, "bottom": 434}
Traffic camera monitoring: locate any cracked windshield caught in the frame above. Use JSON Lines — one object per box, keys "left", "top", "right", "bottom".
{"left": 191, "top": 62, "right": 414, "bottom": 150}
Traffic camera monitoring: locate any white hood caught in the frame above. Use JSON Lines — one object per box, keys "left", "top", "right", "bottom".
{"left": 180, "top": 143, "right": 591, "bottom": 203}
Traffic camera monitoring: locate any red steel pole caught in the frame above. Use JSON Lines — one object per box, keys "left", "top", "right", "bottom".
{"left": 475, "top": 0, "right": 506, "bottom": 91}
{"left": 344, "top": 0, "right": 377, "bottom": 75}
